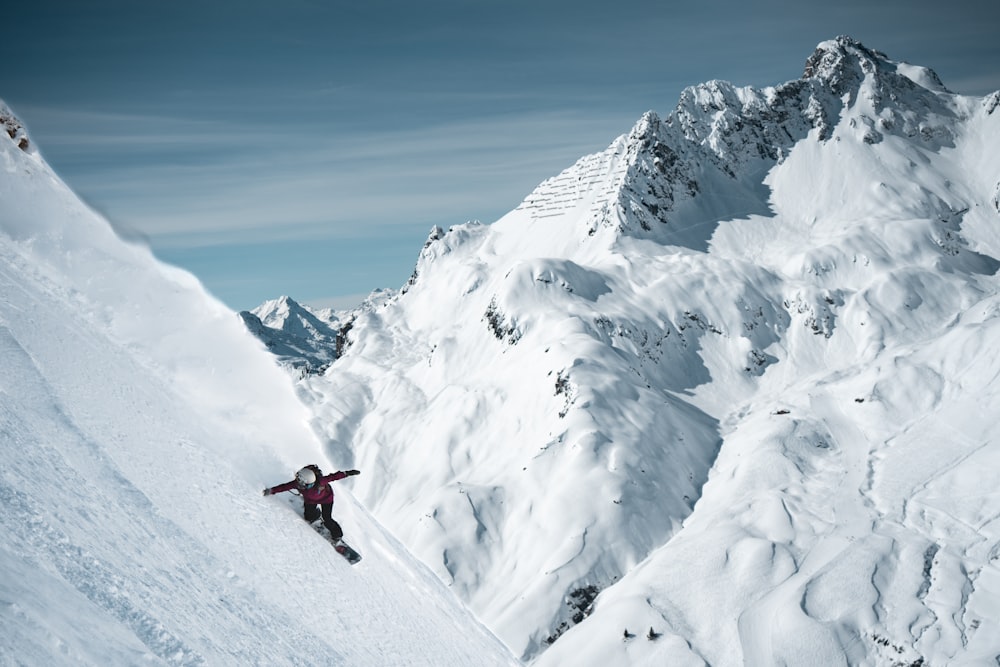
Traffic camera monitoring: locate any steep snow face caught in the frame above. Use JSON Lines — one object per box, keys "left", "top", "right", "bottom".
{"left": 0, "top": 105, "right": 517, "bottom": 666}
{"left": 278, "top": 38, "right": 1000, "bottom": 663}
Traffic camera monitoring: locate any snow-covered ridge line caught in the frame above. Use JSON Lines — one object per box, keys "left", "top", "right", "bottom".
{"left": 469, "top": 36, "right": 973, "bottom": 267}
{"left": 248, "top": 36, "right": 1000, "bottom": 664}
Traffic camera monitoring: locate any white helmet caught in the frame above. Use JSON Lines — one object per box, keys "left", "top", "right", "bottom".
{"left": 296, "top": 466, "right": 318, "bottom": 487}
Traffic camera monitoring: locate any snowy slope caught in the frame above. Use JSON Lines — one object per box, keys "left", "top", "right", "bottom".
{"left": 0, "top": 102, "right": 518, "bottom": 666}
{"left": 268, "top": 37, "right": 1000, "bottom": 663}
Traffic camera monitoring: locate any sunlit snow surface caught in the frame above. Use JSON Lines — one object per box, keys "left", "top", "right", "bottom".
{"left": 277, "top": 39, "right": 1000, "bottom": 663}
{"left": 0, "top": 102, "right": 517, "bottom": 666}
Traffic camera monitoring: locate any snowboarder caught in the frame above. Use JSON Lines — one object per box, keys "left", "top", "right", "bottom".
{"left": 263, "top": 465, "right": 360, "bottom": 542}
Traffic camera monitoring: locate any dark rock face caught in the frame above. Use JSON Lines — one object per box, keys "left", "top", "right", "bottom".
{"left": 1, "top": 105, "right": 31, "bottom": 152}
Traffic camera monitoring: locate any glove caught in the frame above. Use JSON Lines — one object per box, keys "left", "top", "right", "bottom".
{"left": 345, "top": 469, "right": 360, "bottom": 477}
{"left": 262, "top": 488, "right": 272, "bottom": 496}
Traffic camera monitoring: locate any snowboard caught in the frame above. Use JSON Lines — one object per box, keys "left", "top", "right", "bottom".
{"left": 332, "top": 539, "right": 362, "bottom": 565}
{"left": 311, "top": 521, "right": 362, "bottom": 565}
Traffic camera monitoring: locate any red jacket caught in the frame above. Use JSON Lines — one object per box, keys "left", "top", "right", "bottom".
{"left": 267, "top": 471, "right": 350, "bottom": 504}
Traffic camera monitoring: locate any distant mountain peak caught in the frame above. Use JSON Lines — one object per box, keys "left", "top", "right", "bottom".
{"left": 254, "top": 294, "right": 305, "bottom": 324}
{"left": 241, "top": 296, "right": 345, "bottom": 374}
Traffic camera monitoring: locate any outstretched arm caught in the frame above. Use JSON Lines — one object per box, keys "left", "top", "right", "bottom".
{"left": 262, "top": 479, "right": 297, "bottom": 496}
{"left": 321, "top": 470, "right": 360, "bottom": 484}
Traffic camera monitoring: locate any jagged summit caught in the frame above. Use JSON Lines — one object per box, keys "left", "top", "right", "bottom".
{"left": 804, "top": 35, "right": 950, "bottom": 95}
{"left": 487, "top": 35, "right": 972, "bottom": 255}
{"left": 803, "top": 35, "right": 889, "bottom": 94}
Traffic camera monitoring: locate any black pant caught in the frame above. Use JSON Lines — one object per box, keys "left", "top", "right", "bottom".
{"left": 304, "top": 502, "right": 343, "bottom": 540}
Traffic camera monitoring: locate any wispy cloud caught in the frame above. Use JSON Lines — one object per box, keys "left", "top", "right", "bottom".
{"left": 29, "top": 105, "right": 635, "bottom": 249}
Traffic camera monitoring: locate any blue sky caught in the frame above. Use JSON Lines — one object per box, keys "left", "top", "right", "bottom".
{"left": 2, "top": 0, "right": 997, "bottom": 311}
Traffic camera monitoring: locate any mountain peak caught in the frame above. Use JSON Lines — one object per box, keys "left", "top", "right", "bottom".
{"left": 241, "top": 296, "right": 346, "bottom": 373}
{"left": 803, "top": 35, "right": 951, "bottom": 99}
{"left": 629, "top": 110, "right": 663, "bottom": 138}
{"left": 254, "top": 294, "right": 303, "bottom": 321}
{"left": 803, "top": 36, "right": 887, "bottom": 93}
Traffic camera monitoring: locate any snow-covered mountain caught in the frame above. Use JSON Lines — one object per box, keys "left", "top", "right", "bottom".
{"left": 238, "top": 290, "right": 396, "bottom": 376}
{"left": 239, "top": 296, "right": 345, "bottom": 375}
{"left": 255, "top": 37, "right": 1000, "bottom": 663}
{"left": 0, "top": 101, "right": 518, "bottom": 666}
